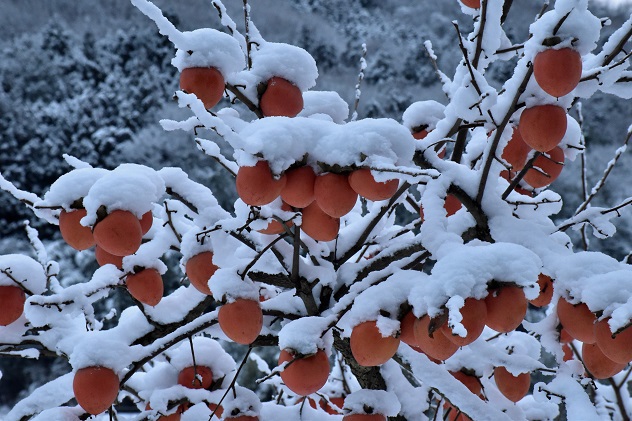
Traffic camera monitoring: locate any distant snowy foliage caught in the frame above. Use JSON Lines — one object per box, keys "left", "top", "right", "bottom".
{"left": 1, "top": 0, "right": 632, "bottom": 420}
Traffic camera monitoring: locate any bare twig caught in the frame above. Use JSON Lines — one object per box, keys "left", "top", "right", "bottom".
{"left": 351, "top": 43, "right": 368, "bottom": 122}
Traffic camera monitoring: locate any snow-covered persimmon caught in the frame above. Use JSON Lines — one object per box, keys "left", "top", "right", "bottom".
{"left": 218, "top": 298, "right": 263, "bottom": 345}
{"left": 301, "top": 201, "right": 340, "bottom": 241}
{"left": 348, "top": 169, "right": 399, "bottom": 201}
{"left": 419, "top": 194, "right": 462, "bottom": 221}
{"left": 533, "top": 48, "right": 582, "bottom": 98}
{"left": 236, "top": 160, "right": 287, "bottom": 206}
{"left": 185, "top": 251, "right": 218, "bottom": 296}
{"left": 518, "top": 105, "right": 567, "bottom": 152}
{"left": 493, "top": 367, "right": 530, "bottom": 403}
{"left": 440, "top": 298, "right": 487, "bottom": 346}
{"left": 73, "top": 366, "right": 120, "bottom": 415}
{"left": 523, "top": 147, "right": 565, "bottom": 189}
{"left": 258, "top": 202, "right": 294, "bottom": 235}
{"left": 0, "top": 285, "right": 26, "bottom": 326}
{"left": 399, "top": 311, "right": 419, "bottom": 347}
{"left": 177, "top": 365, "right": 214, "bottom": 389}
{"left": 208, "top": 403, "right": 224, "bottom": 418}
{"left": 460, "top": 0, "right": 480, "bottom": 9}
{"left": 582, "top": 342, "right": 626, "bottom": 379}
{"left": 413, "top": 129, "right": 429, "bottom": 140}
{"left": 139, "top": 211, "right": 152, "bottom": 235}
{"left": 179, "top": 67, "right": 225, "bottom": 109}
{"left": 557, "top": 298, "right": 596, "bottom": 343}
{"left": 95, "top": 245, "right": 123, "bottom": 269}
{"left": 125, "top": 268, "right": 163, "bottom": 307}
{"left": 350, "top": 320, "right": 400, "bottom": 366}
{"left": 485, "top": 286, "right": 527, "bottom": 333}
{"left": 313, "top": 172, "right": 358, "bottom": 218}
{"left": 93, "top": 209, "right": 143, "bottom": 257}
{"left": 146, "top": 403, "right": 182, "bottom": 421}
{"left": 529, "top": 274, "right": 553, "bottom": 307}
{"left": 259, "top": 76, "right": 303, "bottom": 117}
{"left": 59, "top": 209, "right": 95, "bottom": 251}
{"left": 414, "top": 315, "right": 459, "bottom": 361}
{"left": 501, "top": 128, "right": 532, "bottom": 171}
{"left": 451, "top": 371, "right": 482, "bottom": 396}
{"left": 278, "top": 349, "right": 330, "bottom": 396}
{"left": 280, "top": 166, "right": 316, "bottom": 208}
{"left": 594, "top": 318, "right": 632, "bottom": 364}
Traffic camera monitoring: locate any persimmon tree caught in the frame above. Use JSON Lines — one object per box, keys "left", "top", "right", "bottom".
{"left": 1, "top": 0, "right": 632, "bottom": 420}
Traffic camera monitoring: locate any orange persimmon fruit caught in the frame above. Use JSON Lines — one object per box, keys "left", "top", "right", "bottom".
{"left": 280, "top": 166, "right": 316, "bottom": 208}
{"left": 440, "top": 298, "right": 487, "bottom": 346}
{"left": 95, "top": 245, "right": 123, "bottom": 269}
{"left": 348, "top": 169, "right": 399, "bottom": 201}
{"left": 501, "top": 128, "right": 532, "bottom": 171}
{"left": 0, "top": 285, "right": 26, "bottom": 326}
{"left": 258, "top": 202, "right": 294, "bottom": 235}
{"left": 518, "top": 105, "right": 567, "bottom": 152}
{"left": 139, "top": 211, "right": 152, "bottom": 235}
{"left": 523, "top": 147, "right": 565, "bottom": 189}
{"left": 278, "top": 349, "right": 330, "bottom": 396}
{"left": 314, "top": 173, "right": 358, "bottom": 218}
{"left": 301, "top": 202, "right": 340, "bottom": 242}
{"left": 529, "top": 274, "right": 553, "bottom": 307}
{"left": 493, "top": 366, "right": 530, "bottom": 402}
{"left": 126, "top": 268, "right": 163, "bottom": 307}
{"left": 180, "top": 67, "right": 225, "bottom": 109}
{"left": 485, "top": 286, "right": 527, "bottom": 333}
{"left": 177, "top": 365, "right": 214, "bottom": 389}
{"left": 582, "top": 342, "right": 626, "bottom": 379}
{"left": 350, "top": 320, "right": 400, "bottom": 366}
{"left": 260, "top": 77, "right": 303, "bottom": 117}
{"left": 236, "top": 161, "right": 287, "bottom": 206}
{"left": 594, "top": 318, "right": 632, "bottom": 364}
{"left": 218, "top": 298, "right": 263, "bottom": 345}
{"left": 413, "top": 315, "right": 459, "bottom": 361}
{"left": 93, "top": 210, "right": 143, "bottom": 257}
{"left": 557, "top": 298, "right": 596, "bottom": 344}
{"left": 59, "top": 209, "right": 95, "bottom": 251}
{"left": 185, "top": 251, "right": 218, "bottom": 296}
{"left": 73, "top": 366, "right": 120, "bottom": 415}
{"left": 533, "top": 48, "right": 582, "bottom": 98}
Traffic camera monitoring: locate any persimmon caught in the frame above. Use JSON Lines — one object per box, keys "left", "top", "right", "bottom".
{"left": 300, "top": 396, "right": 344, "bottom": 414}
{"left": 413, "top": 315, "right": 459, "bottom": 361}
{"left": 146, "top": 403, "right": 182, "bottom": 421}
{"left": 260, "top": 76, "right": 303, "bottom": 117}
{"left": 493, "top": 366, "right": 530, "bottom": 402}
{"left": 59, "top": 209, "right": 95, "bottom": 251}
{"left": 95, "top": 246, "right": 123, "bottom": 269}
{"left": 139, "top": 211, "right": 153, "bottom": 235}
{"left": 485, "top": 286, "right": 527, "bottom": 333}
{"left": 451, "top": 371, "right": 482, "bottom": 396}
{"left": 0, "top": 285, "right": 26, "bottom": 326}
{"left": 501, "top": 128, "right": 532, "bottom": 171}
{"left": 236, "top": 161, "right": 287, "bottom": 206}
{"left": 440, "top": 298, "right": 487, "bottom": 346}
{"left": 126, "top": 268, "right": 163, "bottom": 307}
{"left": 594, "top": 318, "right": 632, "bottom": 364}
{"left": 208, "top": 403, "right": 224, "bottom": 418}
{"left": 301, "top": 202, "right": 340, "bottom": 242}
{"left": 460, "top": 0, "right": 480, "bottom": 8}
{"left": 313, "top": 173, "right": 358, "bottom": 218}
{"left": 518, "top": 105, "right": 567, "bottom": 152}
{"left": 582, "top": 342, "right": 626, "bottom": 379}
{"left": 73, "top": 366, "right": 120, "bottom": 415}
{"left": 177, "top": 365, "right": 214, "bottom": 389}
{"left": 399, "top": 311, "right": 419, "bottom": 347}
{"left": 562, "top": 343, "right": 574, "bottom": 361}
{"left": 529, "top": 274, "right": 553, "bottom": 307}
{"left": 343, "top": 415, "right": 386, "bottom": 421}
{"left": 258, "top": 202, "right": 294, "bottom": 235}
{"left": 180, "top": 67, "right": 225, "bottom": 109}
{"left": 533, "top": 48, "right": 582, "bottom": 97}
{"left": 559, "top": 328, "right": 573, "bottom": 344}
{"left": 350, "top": 320, "right": 400, "bottom": 366}
{"left": 278, "top": 349, "right": 330, "bottom": 396}
{"left": 419, "top": 194, "right": 462, "bottom": 221}
{"left": 280, "top": 166, "right": 316, "bottom": 208}
{"left": 557, "top": 298, "right": 596, "bottom": 343}
{"left": 348, "top": 169, "right": 399, "bottom": 201}
{"left": 93, "top": 210, "right": 143, "bottom": 257}
{"left": 185, "top": 251, "right": 218, "bottom": 296}
{"left": 523, "top": 147, "right": 565, "bottom": 189}
{"left": 413, "top": 129, "right": 429, "bottom": 140}
{"left": 218, "top": 298, "right": 263, "bottom": 344}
